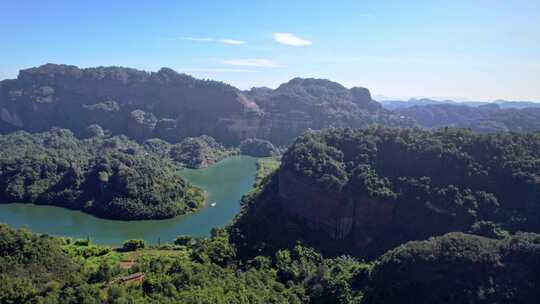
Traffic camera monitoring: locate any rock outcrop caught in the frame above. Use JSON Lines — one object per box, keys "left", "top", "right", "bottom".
{"left": 0, "top": 64, "right": 262, "bottom": 144}
{"left": 0, "top": 128, "right": 206, "bottom": 220}
{"left": 248, "top": 78, "right": 411, "bottom": 145}
{"left": 239, "top": 138, "right": 279, "bottom": 157}
{"left": 232, "top": 127, "right": 540, "bottom": 258}
{"left": 170, "top": 135, "right": 236, "bottom": 168}
{"left": 278, "top": 168, "right": 395, "bottom": 248}
{"left": 395, "top": 103, "right": 540, "bottom": 133}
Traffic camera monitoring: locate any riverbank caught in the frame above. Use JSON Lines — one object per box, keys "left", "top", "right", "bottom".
{"left": 0, "top": 156, "right": 260, "bottom": 245}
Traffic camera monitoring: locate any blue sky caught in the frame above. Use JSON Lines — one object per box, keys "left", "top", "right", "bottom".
{"left": 1, "top": 0, "right": 539, "bottom": 101}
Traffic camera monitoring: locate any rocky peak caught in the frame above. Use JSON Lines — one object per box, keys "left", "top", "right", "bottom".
{"left": 350, "top": 87, "right": 372, "bottom": 102}
{"left": 152, "top": 67, "right": 195, "bottom": 84}
{"left": 18, "top": 63, "right": 84, "bottom": 82}
{"left": 274, "top": 78, "right": 351, "bottom": 104}
{"left": 351, "top": 87, "right": 382, "bottom": 111}
{"left": 244, "top": 87, "right": 273, "bottom": 103}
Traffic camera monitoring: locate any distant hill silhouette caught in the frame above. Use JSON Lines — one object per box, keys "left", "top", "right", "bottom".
{"left": 380, "top": 97, "right": 540, "bottom": 110}
{"left": 395, "top": 103, "right": 540, "bottom": 133}
{"left": 0, "top": 64, "right": 411, "bottom": 145}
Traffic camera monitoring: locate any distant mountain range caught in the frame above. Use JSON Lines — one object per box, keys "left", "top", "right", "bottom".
{"left": 379, "top": 97, "right": 540, "bottom": 110}
{"left": 1, "top": 64, "right": 539, "bottom": 147}
{"left": 0, "top": 64, "right": 411, "bottom": 146}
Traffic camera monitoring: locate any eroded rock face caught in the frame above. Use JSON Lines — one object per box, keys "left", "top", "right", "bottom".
{"left": 0, "top": 108, "right": 22, "bottom": 127}
{"left": 154, "top": 118, "right": 178, "bottom": 142}
{"left": 278, "top": 166, "right": 395, "bottom": 250}
{"left": 127, "top": 110, "right": 157, "bottom": 141}
{"left": 239, "top": 138, "right": 279, "bottom": 157}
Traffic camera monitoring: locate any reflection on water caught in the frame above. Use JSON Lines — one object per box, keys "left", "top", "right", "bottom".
{"left": 0, "top": 155, "right": 258, "bottom": 245}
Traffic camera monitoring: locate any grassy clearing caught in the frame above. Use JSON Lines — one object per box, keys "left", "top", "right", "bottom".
{"left": 254, "top": 158, "right": 280, "bottom": 186}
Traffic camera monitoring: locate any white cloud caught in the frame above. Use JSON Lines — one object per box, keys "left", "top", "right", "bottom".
{"left": 223, "top": 58, "right": 280, "bottom": 68}
{"left": 221, "top": 39, "right": 247, "bottom": 45}
{"left": 272, "top": 32, "right": 312, "bottom": 47}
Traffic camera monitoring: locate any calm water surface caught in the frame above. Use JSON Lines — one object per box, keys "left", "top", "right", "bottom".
{"left": 0, "top": 155, "right": 258, "bottom": 245}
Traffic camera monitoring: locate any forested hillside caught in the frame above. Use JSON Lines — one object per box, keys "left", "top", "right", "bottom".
{"left": 0, "top": 64, "right": 412, "bottom": 146}
{"left": 245, "top": 78, "right": 413, "bottom": 145}
{"left": 395, "top": 103, "right": 540, "bottom": 133}
{"left": 380, "top": 98, "right": 540, "bottom": 110}
{"left": 0, "top": 128, "right": 205, "bottom": 220}
{"left": 231, "top": 127, "right": 540, "bottom": 257}
{"left": 1, "top": 134, "right": 540, "bottom": 303}
{"left": 0, "top": 64, "right": 259, "bottom": 145}
{"left": 1, "top": 220, "right": 539, "bottom": 303}
{"left": 0, "top": 224, "right": 371, "bottom": 303}
{"left": 2, "top": 64, "right": 539, "bottom": 149}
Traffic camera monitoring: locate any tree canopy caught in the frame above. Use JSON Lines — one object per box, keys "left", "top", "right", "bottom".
{"left": 232, "top": 127, "right": 540, "bottom": 257}
{"left": 0, "top": 129, "right": 205, "bottom": 220}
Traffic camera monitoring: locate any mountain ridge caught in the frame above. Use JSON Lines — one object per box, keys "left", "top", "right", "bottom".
{"left": 380, "top": 97, "right": 540, "bottom": 110}
{"left": 0, "top": 63, "right": 411, "bottom": 145}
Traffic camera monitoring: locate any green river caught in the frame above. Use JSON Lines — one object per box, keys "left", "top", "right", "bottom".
{"left": 0, "top": 155, "right": 259, "bottom": 246}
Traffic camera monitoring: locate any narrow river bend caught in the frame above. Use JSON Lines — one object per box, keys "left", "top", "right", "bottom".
{"left": 0, "top": 156, "right": 258, "bottom": 245}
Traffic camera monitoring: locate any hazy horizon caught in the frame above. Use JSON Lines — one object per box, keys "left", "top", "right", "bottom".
{"left": 3, "top": 62, "right": 538, "bottom": 103}
{"left": 1, "top": 0, "right": 539, "bottom": 101}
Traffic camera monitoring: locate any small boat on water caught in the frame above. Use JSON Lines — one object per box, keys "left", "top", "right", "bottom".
{"left": 210, "top": 202, "right": 217, "bottom": 207}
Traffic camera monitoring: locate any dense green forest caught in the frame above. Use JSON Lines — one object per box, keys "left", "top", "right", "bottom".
{"left": 0, "top": 128, "right": 280, "bottom": 220}
{"left": 395, "top": 103, "right": 540, "bottom": 133}
{"left": 239, "top": 138, "right": 280, "bottom": 157}
{"left": 231, "top": 127, "right": 540, "bottom": 257}
{"left": 365, "top": 232, "right": 540, "bottom": 303}
{"left": 1, "top": 133, "right": 540, "bottom": 303}
{"left": 0, "top": 64, "right": 413, "bottom": 146}
{"left": 2, "top": 6, "right": 539, "bottom": 304}
{"left": 0, "top": 128, "right": 205, "bottom": 220}
{"left": 0, "top": 223, "right": 371, "bottom": 303}
{"left": 170, "top": 135, "right": 237, "bottom": 168}
{"left": 1, "top": 222, "right": 538, "bottom": 303}
{"left": 2, "top": 64, "right": 539, "bottom": 150}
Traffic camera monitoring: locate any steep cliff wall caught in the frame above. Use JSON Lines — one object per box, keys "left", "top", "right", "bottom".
{"left": 278, "top": 167, "right": 396, "bottom": 250}
{"left": 0, "top": 64, "right": 261, "bottom": 144}
{"left": 232, "top": 128, "right": 540, "bottom": 258}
